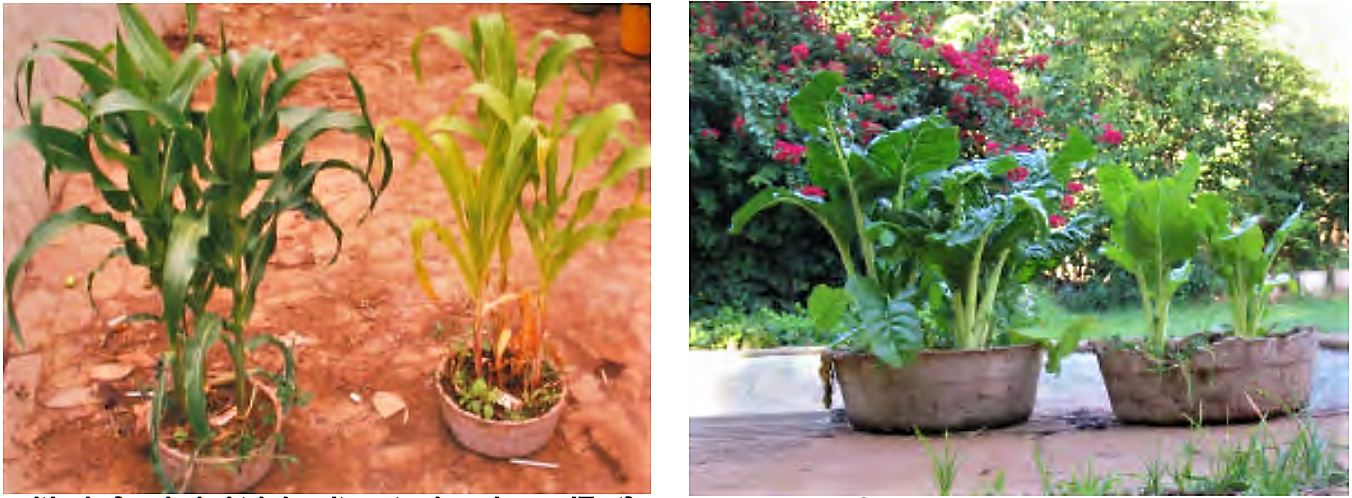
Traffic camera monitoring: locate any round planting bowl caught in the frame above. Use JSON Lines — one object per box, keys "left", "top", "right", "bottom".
{"left": 156, "top": 377, "right": 281, "bottom": 493}
{"left": 435, "top": 357, "right": 567, "bottom": 459}
{"left": 831, "top": 344, "right": 1042, "bottom": 433}
{"left": 1095, "top": 328, "right": 1318, "bottom": 425}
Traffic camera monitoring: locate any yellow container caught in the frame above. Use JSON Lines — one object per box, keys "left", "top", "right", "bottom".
{"left": 620, "top": 4, "right": 651, "bottom": 57}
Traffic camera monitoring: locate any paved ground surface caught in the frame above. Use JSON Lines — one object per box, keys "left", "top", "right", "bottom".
{"left": 691, "top": 410, "right": 1349, "bottom": 495}
{"left": 689, "top": 346, "right": 1350, "bottom": 495}
{"left": 3, "top": 4, "right": 650, "bottom": 493}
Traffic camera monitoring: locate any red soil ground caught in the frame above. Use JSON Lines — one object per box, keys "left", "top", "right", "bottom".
{"left": 3, "top": 4, "right": 650, "bottom": 493}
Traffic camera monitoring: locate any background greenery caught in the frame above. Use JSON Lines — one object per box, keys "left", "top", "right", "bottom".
{"left": 690, "top": 1, "right": 1349, "bottom": 324}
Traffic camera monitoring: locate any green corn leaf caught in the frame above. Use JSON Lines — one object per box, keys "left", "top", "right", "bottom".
{"left": 264, "top": 54, "right": 345, "bottom": 113}
{"left": 245, "top": 334, "right": 298, "bottom": 412}
{"left": 161, "top": 212, "right": 210, "bottom": 336}
{"left": 534, "top": 33, "right": 593, "bottom": 91}
{"left": 117, "top": 3, "right": 173, "bottom": 83}
{"left": 467, "top": 82, "right": 518, "bottom": 125}
{"left": 91, "top": 89, "right": 185, "bottom": 128}
{"left": 4, "top": 206, "right": 130, "bottom": 348}
{"left": 182, "top": 313, "right": 224, "bottom": 443}
{"left": 571, "top": 104, "right": 635, "bottom": 175}
{"left": 413, "top": 27, "right": 478, "bottom": 82}
{"left": 149, "top": 351, "right": 176, "bottom": 492}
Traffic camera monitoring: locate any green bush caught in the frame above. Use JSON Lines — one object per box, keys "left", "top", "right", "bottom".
{"left": 688, "top": 305, "right": 822, "bottom": 350}
{"left": 690, "top": 2, "right": 1085, "bottom": 313}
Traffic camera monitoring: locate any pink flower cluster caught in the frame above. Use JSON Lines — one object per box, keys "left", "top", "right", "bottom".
{"left": 834, "top": 33, "right": 851, "bottom": 53}
{"left": 700, "top": 127, "right": 721, "bottom": 140}
{"left": 732, "top": 114, "right": 746, "bottom": 135}
{"left": 1097, "top": 123, "right": 1124, "bottom": 146}
{"left": 773, "top": 141, "right": 807, "bottom": 163}
{"left": 791, "top": 43, "right": 811, "bottom": 64}
{"left": 1006, "top": 166, "right": 1030, "bottom": 183}
{"left": 1020, "top": 54, "right": 1049, "bottom": 71}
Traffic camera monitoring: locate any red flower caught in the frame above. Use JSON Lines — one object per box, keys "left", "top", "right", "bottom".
{"left": 732, "top": 114, "right": 746, "bottom": 135}
{"left": 705, "top": 44, "right": 718, "bottom": 55}
{"left": 700, "top": 128, "right": 720, "bottom": 140}
{"left": 1061, "top": 195, "right": 1076, "bottom": 211}
{"left": 987, "top": 141, "right": 1002, "bottom": 155}
{"left": 875, "top": 37, "right": 894, "bottom": 56}
{"left": 917, "top": 37, "right": 935, "bottom": 49}
{"left": 1020, "top": 54, "right": 1049, "bottom": 71}
{"left": 773, "top": 141, "right": 807, "bottom": 164}
{"left": 1012, "top": 144, "right": 1031, "bottom": 153}
{"left": 1006, "top": 166, "right": 1030, "bottom": 182}
{"left": 798, "top": 185, "right": 827, "bottom": 199}
{"left": 834, "top": 33, "right": 851, "bottom": 52}
{"left": 1067, "top": 182, "right": 1085, "bottom": 194}
{"left": 791, "top": 43, "right": 810, "bottom": 63}
{"left": 777, "top": 121, "right": 788, "bottom": 134}
{"left": 1049, "top": 215, "right": 1067, "bottom": 228}
{"left": 1097, "top": 124, "right": 1124, "bottom": 146}
{"left": 777, "top": 64, "right": 792, "bottom": 75}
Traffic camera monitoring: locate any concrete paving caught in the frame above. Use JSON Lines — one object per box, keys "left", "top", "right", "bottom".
{"left": 687, "top": 347, "right": 1350, "bottom": 418}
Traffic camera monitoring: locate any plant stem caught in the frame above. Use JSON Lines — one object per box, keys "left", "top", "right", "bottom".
{"left": 825, "top": 110, "right": 875, "bottom": 278}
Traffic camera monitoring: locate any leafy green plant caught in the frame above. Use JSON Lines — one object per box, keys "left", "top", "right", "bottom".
{"left": 1197, "top": 193, "right": 1305, "bottom": 339}
{"left": 393, "top": 13, "right": 647, "bottom": 414}
{"left": 918, "top": 430, "right": 958, "bottom": 496}
{"left": 458, "top": 377, "right": 502, "bottom": 420}
{"left": 4, "top": 5, "right": 389, "bottom": 491}
{"left": 888, "top": 129, "right": 1098, "bottom": 351}
{"left": 732, "top": 71, "right": 1097, "bottom": 366}
{"left": 1054, "top": 462, "right": 1122, "bottom": 496}
{"left": 1097, "top": 156, "right": 1206, "bottom": 354}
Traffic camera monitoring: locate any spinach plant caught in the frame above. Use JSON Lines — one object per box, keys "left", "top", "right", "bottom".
{"left": 1197, "top": 194, "right": 1304, "bottom": 339}
{"left": 732, "top": 71, "right": 1097, "bottom": 367}
{"left": 1097, "top": 156, "right": 1205, "bottom": 354}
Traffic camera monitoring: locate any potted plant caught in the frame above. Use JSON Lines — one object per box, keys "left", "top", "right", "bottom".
{"left": 4, "top": 5, "right": 391, "bottom": 492}
{"left": 1094, "top": 156, "right": 1314, "bottom": 424}
{"left": 731, "top": 71, "right": 1094, "bottom": 432}
{"left": 392, "top": 13, "right": 648, "bottom": 458}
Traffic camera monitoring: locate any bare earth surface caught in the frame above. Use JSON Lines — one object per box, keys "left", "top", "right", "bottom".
{"left": 3, "top": 4, "right": 650, "bottom": 494}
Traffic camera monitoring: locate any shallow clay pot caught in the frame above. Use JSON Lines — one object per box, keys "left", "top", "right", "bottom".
{"left": 830, "top": 344, "right": 1041, "bottom": 433}
{"left": 1095, "top": 327, "right": 1318, "bottom": 425}
{"left": 435, "top": 356, "right": 567, "bottom": 458}
{"left": 156, "top": 376, "right": 281, "bottom": 493}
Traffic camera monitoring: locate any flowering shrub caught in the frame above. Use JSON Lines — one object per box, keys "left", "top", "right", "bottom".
{"left": 690, "top": 1, "right": 1107, "bottom": 312}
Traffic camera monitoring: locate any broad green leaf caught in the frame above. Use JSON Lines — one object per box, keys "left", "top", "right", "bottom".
{"left": 1047, "top": 128, "right": 1095, "bottom": 183}
{"left": 789, "top": 70, "right": 845, "bottom": 132}
{"left": 728, "top": 187, "right": 858, "bottom": 276}
{"left": 807, "top": 284, "right": 851, "bottom": 333}
{"left": 1096, "top": 163, "right": 1136, "bottom": 222}
{"left": 806, "top": 140, "right": 845, "bottom": 190}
